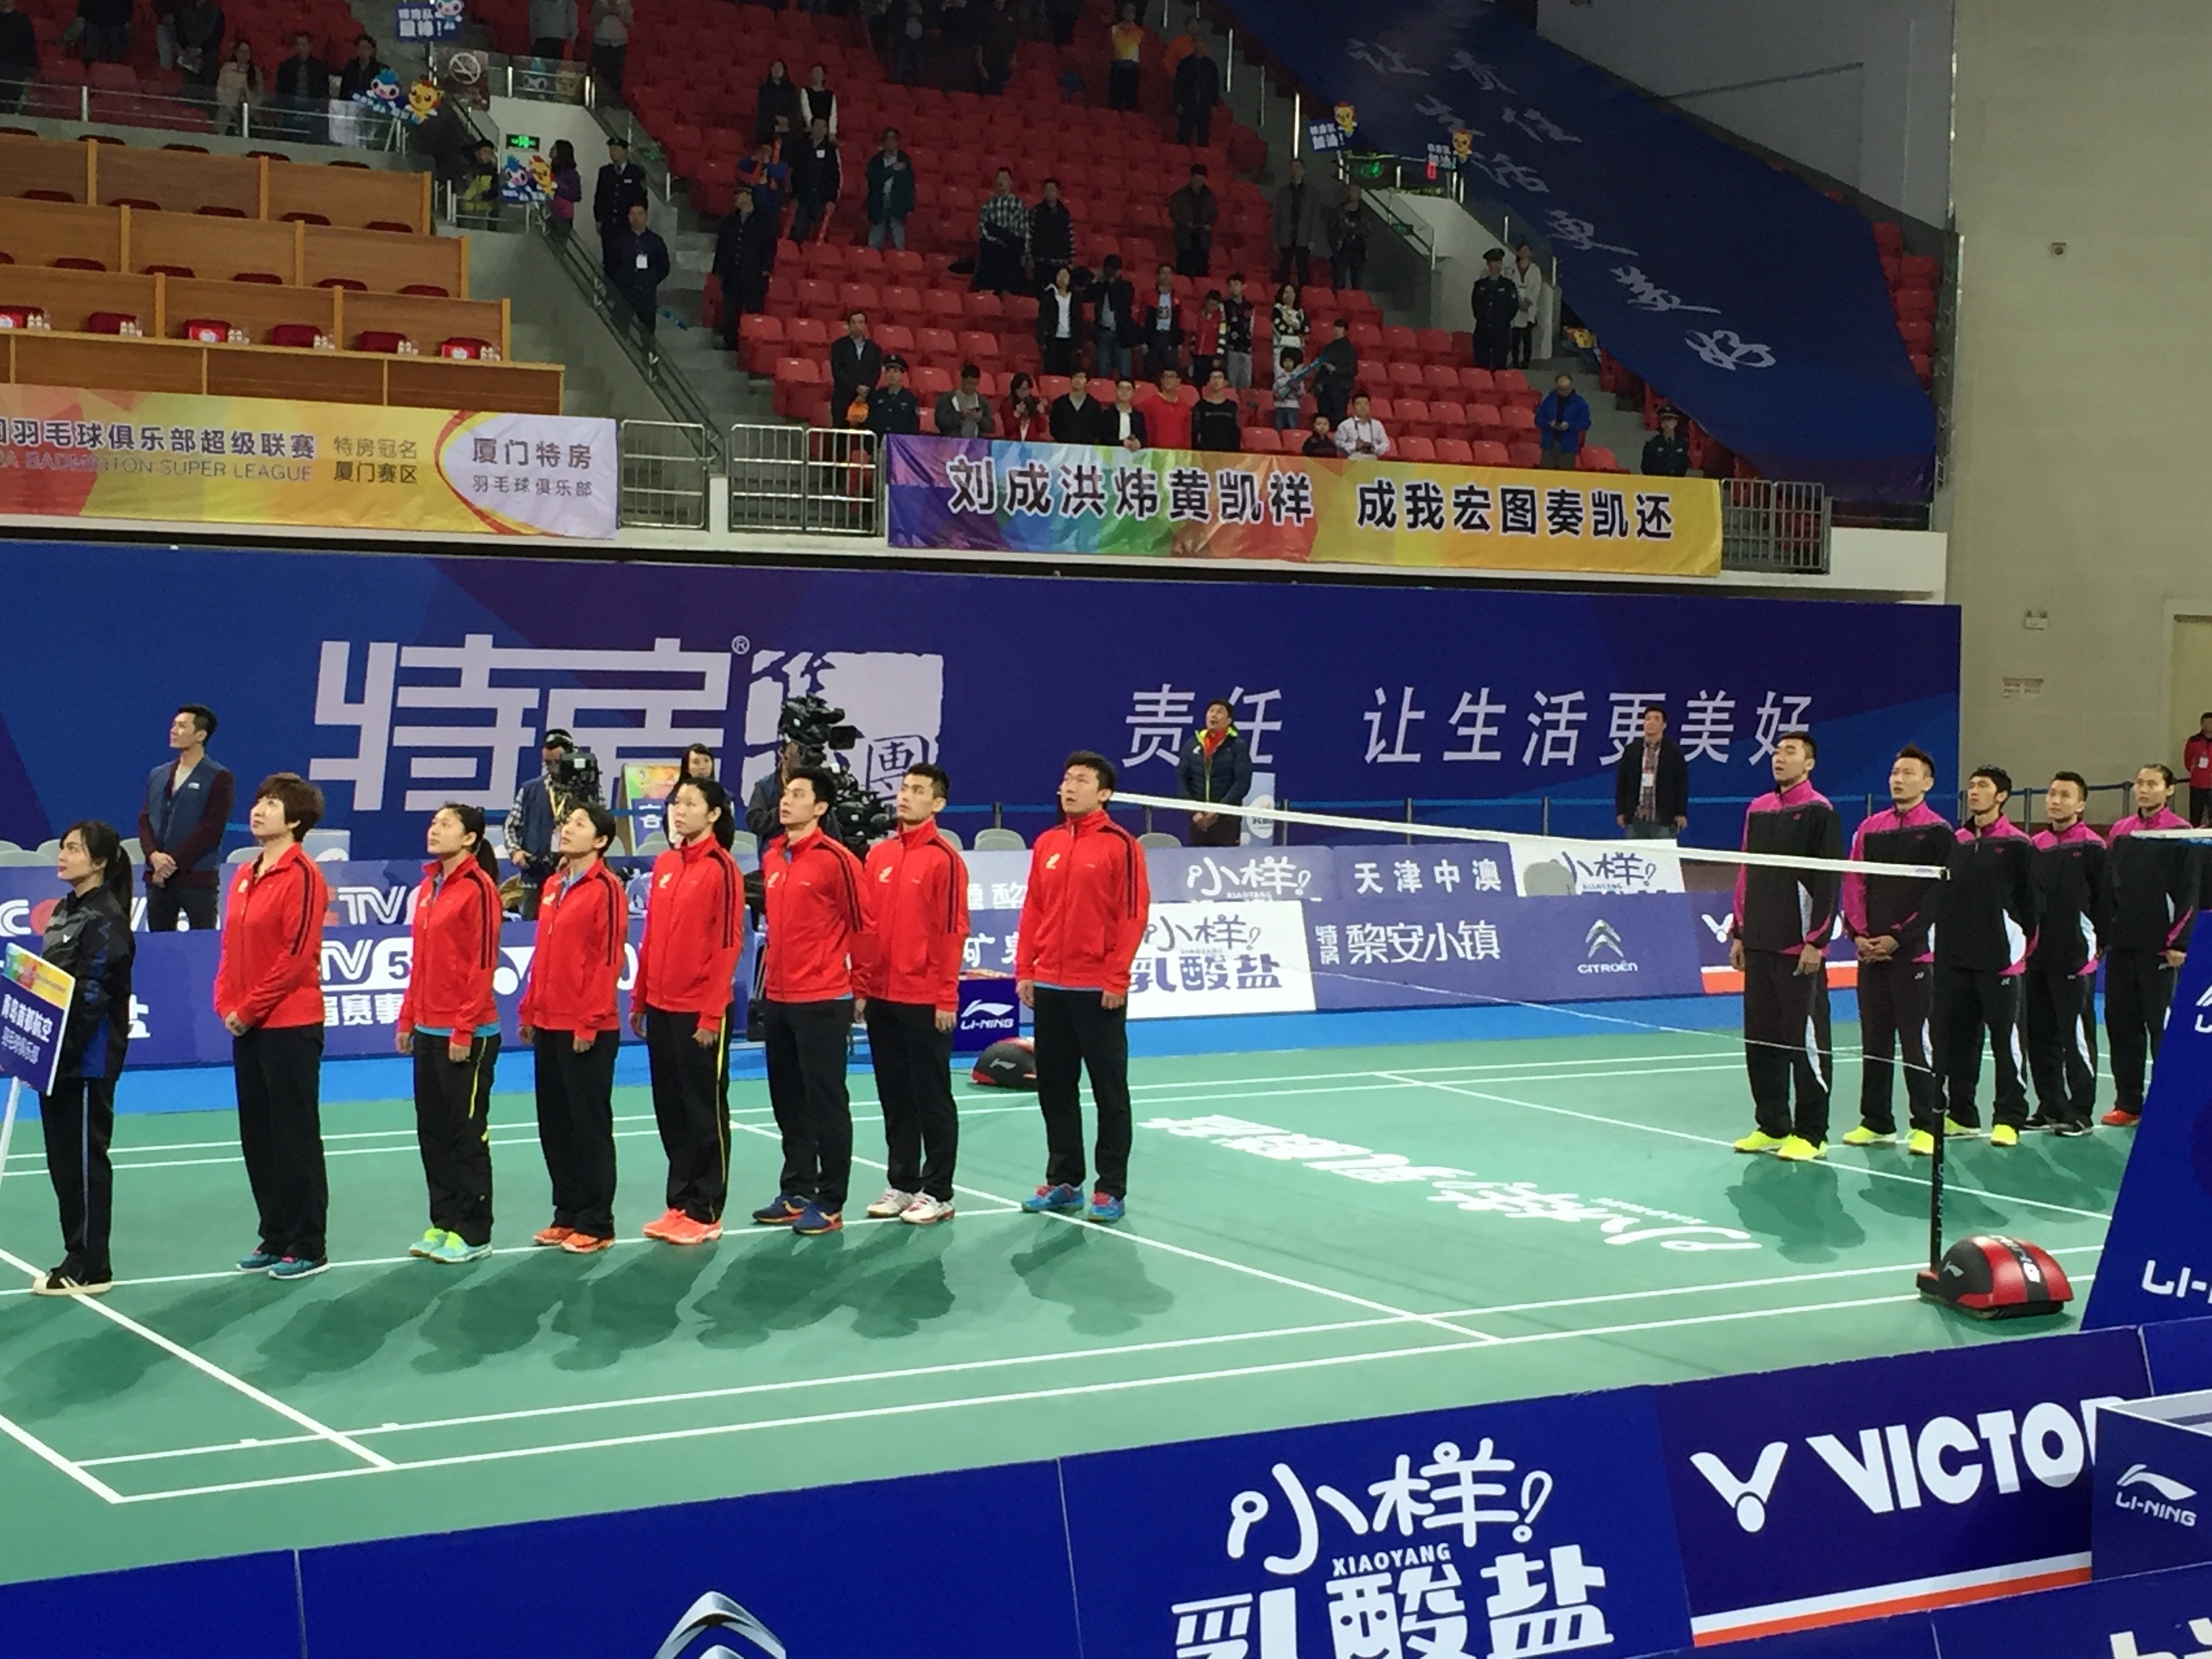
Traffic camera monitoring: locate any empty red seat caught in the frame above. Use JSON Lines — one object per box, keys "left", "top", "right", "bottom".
{"left": 963, "top": 291, "right": 1005, "bottom": 321}
{"left": 1899, "top": 253, "right": 1940, "bottom": 285}
{"left": 1892, "top": 286, "right": 1935, "bottom": 318}
{"left": 1498, "top": 405, "right": 1537, "bottom": 436}
{"left": 1898, "top": 316, "right": 1934, "bottom": 349}
{"left": 1348, "top": 321, "right": 1383, "bottom": 352}
{"left": 1416, "top": 327, "right": 1454, "bottom": 364}
{"left": 1422, "top": 363, "right": 1460, "bottom": 394}
{"left": 1366, "top": 397, "right": 1395, "bottom": 423}
{"left": 912, "top": 365, "right": 954, "bottom": 396}
{"left": 316, "top": 276, "right": 367, "bottom": 291}
{"left": 880, "top": 284, "right": 924, "bottom": 321}
{"left": 1433, "top": 438, "right": 1475, "bottom": 466}
{"left": 1458, "top": 367, "right": 1494, "bottom": 397}
{"left": 1469, "top": 440, "right": 1510, "bottom": 467}
{"left": 1872, "top": 221, "right": 1904, "bottom": 253}
{"left": 232, "top": 270, "right": 283, "bottom": 283}
{"left": 1397, "top": 435, "right": 1437, "bottom": 462}
{"left": 786, "top": 317, "right": 832, "bottom": 350}
{"left": 1430, "top": 400, "right": 1467, "bottom": 433}
{"left": 1387, "top": 361, "right": 1425, "bottom": 392}
{"left": 1577, "top": 446, "right": 1618, "bottom": 472}
{"left": 1393, "top": 398, "right": 1432, "bottom": 435}
{"left": 1507, "top": 441, "right": 1541, "bottom": 468}
{"left": 875, "top": 324, "right": 916, "bottom": 354}
{"left": 837, "top": 282, "right": 881, "bottom": 315}
{"left": 1381, "top": 325, "right": 1419, "bottom": 359}
{"left": 923, "top": 289, "right": 964, "bottom": 323}
{"left": 798, "top": 279, "right": 838, "bottom": 314}
{"left": 958, "top": 329, "right": 1000, "bottom": 362}
{"left": 1491, "top": 368, "right": 1532, "bottom": 395}
{"left": 916, "top": 326, "right": 958, "bottom": 361}
{"left": 52, "top": 256, "right": 105, "bottom": 270}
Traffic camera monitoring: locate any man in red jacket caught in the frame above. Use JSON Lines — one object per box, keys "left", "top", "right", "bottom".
{"left": 214, "top": 772, "right": 332, "bottom": 1280}
{"left": 2186, "top": 712, "right": 2212, "bottom": 827}
{"left": 855, "top": 763, "right": 970, "bottom": 1226}
{"left": 1016, "top": 750, "right": 1151, "bottom": 1223}
{"left": 752, "top": 766, "right": 867, "bottom": 1236}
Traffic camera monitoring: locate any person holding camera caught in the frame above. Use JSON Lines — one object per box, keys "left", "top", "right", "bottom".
{"left": 506, "top": 729, "right": 582, "bottom": 918}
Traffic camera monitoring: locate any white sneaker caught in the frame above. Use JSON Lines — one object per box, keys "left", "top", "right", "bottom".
{"left": 865, "top": 1187, "right": 918, "bottom": 1219}
{"left": 901, "top": 1195, "right": 955, "bottom": 1225}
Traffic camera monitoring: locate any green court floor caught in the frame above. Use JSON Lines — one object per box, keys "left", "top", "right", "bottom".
{"left": 0, "top": 1018, "right": 2123, "bottom": 1586}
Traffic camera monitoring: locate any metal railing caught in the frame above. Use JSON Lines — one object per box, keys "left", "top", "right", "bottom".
{"left": 1, "top": 72, "right": 405, "bottom": 149}
{"left": 1721, "top": 478, "right": 1830, "bottom": 574}
{"left": 618, "top": 420, "right": 710, "bottom": 528}
{"left": 726, "top": 423, "right": 883, "bottom": 536}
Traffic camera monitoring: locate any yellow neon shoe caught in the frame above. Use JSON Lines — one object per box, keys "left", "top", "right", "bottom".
{"left": 1776, "top": 1136, "right": 1827, "bottom": 1162}
{"left": 1990, "top": 1124, "right": 2019, "bottom": 1148}
{"left": 1907, "top": 1129, "right": 1936, "bottom": 1155}
{"left": 1943, "top": 1118, "right": 1982, "bottom": 1139}
{"left": 1840, "top": 1126, "right": 1893, "bottom": 1147}
{"left": 1734, "top": 1130, "right": 1788, "bottom": 1153}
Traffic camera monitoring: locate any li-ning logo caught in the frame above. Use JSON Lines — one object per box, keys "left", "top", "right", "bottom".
{"left": 2195, "top": 981, "right": 2212, "bottom": 1033}
{"left": 962, "top": 1001, "right": 1017, "bottom": 1023}
{"left": 1578, "top": 919, "right": 1638, "bottom": 975}
{"left": 2115, "top": 1464, "right": 2200, "bottom": 1528}
{"left": 650, "top": 1591, "right": 787, "bottom": 1659}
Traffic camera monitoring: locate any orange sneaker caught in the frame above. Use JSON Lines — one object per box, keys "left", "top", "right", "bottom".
{"left": 659, "top": 1214, "right": 724, "bottom": 1246}
{"left": 560, "top": 1232, "right": 615, "bottom": 1254}
{"left": 640, "top": 1208, "right": 686, "bottom": 1241}
{"left": 2101, "top": 1106, "right": 2140, "bottom": 1128}
{"left": 533, "top": 1225, "right": 575, "bottom": 1248}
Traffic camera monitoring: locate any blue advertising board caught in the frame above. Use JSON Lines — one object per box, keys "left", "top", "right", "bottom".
{"left": 0, "top": 543, "right": 1959, "bottom": 863}
{"left": 1652, "top": 1326, "right": 2152, "bottom": 1640}
{"left": 1931, "top": 1558, "right": 2212, "bottom": 1659}
{"left": 2146, "top": 1317, "right": 2212, "bottom": 1395}
{"left": 2091, "top": 1395, "right": 2212, "bottom": 1580}
{"left": 0, "top": 1550, "right": 304, "bottom": 1659}
{"left": 1063, "top": 1387, "right": 1695, "bottom": 1659}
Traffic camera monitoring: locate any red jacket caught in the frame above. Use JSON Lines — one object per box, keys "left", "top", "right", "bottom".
{"left": 1016, "top": 810, "right": 1151, "bottom": 996}
{"left": 2188, "top": 733, "right": 2212, "bottom": 791}
{"left": 853, "top": 819, "right": 969, "bottom": 1012}
{"left": 762, "top": 828, "right": 865, "bottom": 1003}
{"left": 632, "top": 835, "right": 743, "bottom": 1017}
{"left": 396, "top": 857, "right": 503, "bottom": 1035}
{"left": 213, "top": 844, "right": 329, "bottom": 1031}
{"left": 519, "top": 859, "right": 628, "bottom": 1034}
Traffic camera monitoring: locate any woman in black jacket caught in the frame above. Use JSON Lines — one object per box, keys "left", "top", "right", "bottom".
{"left": 31, "top": 819, "right": 136, "bottom": 1296}
{"left": 1176, "top": 700, "right": 1253, "bottom": 847}
{"left": 755, "top": 58, "right": 801, "bottom": 146}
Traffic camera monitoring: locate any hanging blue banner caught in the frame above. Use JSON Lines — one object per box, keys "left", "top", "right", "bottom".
{"left": 1230, "top": 1, "right": 1938, "bottom": 499}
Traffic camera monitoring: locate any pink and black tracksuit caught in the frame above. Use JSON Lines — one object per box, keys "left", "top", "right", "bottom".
{"left": 1931, "top": 816, "right": 2040, "bottom": 1132}
{"left": 1730, "top": 780, "right": 1845, "bottom": 1144}
{"left": 2104, "top": 808, "right": 2197, "bottom": 1113}
{"left": 2026, "top": 821, "right": 2107, "bottom": 1128}
{"left": 1841, "top": 802, "right": 1952, "bottom": 1136}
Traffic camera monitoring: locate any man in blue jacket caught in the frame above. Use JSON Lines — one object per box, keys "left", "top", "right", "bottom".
{"left": 138, "top": 702, "right": 233, "bottom": 931}
{"left": 1536, "top": 373, "right": 1591, "bottom": 469}
{"left": 1176, "top": 699, "right": 1251, "bottom": 848}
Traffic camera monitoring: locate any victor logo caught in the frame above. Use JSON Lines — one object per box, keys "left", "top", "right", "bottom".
{"left": 650, "top": 1591, "right": 787, "bottom": 1659}
{"left": 1691, "top": 1443, "right": 1787, "bottom": 1533}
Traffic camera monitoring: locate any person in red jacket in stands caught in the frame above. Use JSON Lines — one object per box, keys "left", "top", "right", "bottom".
{"left": 1016, "top": 750, "right": 1151, "bottom": 1223}
{"left": 396, "top": 802, "right": 506, "bottom": 1266}
{"left": 750, "top": 766, "right": 867, "bottom": 1237}
{"left": 854, "top": 762, "right": 970, "bottom": 1227}
{"left": 1134, "top": 363, "right": 1197, "bottom": 449}
{"left": 214, "top": 772, "right": 332, "bottom": 1282}
{"left": 630, "top": 775, "right": 744, "bottom": 1246}
{"left": 518, "top": 802, "right": 628, "bottom": 1255}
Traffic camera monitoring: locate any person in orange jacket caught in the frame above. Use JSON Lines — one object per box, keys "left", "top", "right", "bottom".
{"left": 1015, "top": 750, "right": 1151, "bottom": 1223}
{"left": 518, "top": 802, "right": 628, "bottom": 1254}
{"left": 214, "top": 773, "right": 332, "bottom": 1280}
{"left": 630, "top": 775, "right": 743, "bottom": 1246}
{"left": 396, "top": 802, "right": 506, "bottom": 1265}
{"left": 854, "top": 762, "right": 970, "bottom": 1226}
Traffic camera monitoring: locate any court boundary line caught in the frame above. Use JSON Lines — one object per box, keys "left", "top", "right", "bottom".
{"left": 0, "top": 1407, "right": 122, "bottom": 1504}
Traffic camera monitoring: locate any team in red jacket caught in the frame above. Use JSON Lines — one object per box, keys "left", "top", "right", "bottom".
{"left": 518, "top": 803, "right": 629, "bottom": 1252}
{"left": 750, "top": 766, "right": 867, "bottom": 1235}
{"left": 214, "top": 774, "right": 334, "bottom": 1280}
{"left": 853, "top": 764, "right": 970, "bottom": 1226}
{"left": 631, "top": 776, "right": 745, "bottom": 1246}
{"left": 1015, "top": 751, "right": 1151, "bottom": 1223}
{"left": 396, "top": 804, "right": 507, "bottom": 1264}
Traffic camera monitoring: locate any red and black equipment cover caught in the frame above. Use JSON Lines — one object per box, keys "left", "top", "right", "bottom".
{"left": 1917, "top": 1234, "right": 2074, "bottom": 1319}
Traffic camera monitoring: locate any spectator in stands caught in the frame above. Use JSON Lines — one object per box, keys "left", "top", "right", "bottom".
{"left": 0, "top": 0, "right": 35, "bottom": 104}
{"left": 1036, "top": 265, "right": 1083, "bottom": 375}
{"left": 789, "top": 115, "right": 840, "bottom": 243}
{"left": 272, "top": 33, "right": 331, "bottom": 142}
{"left": 1173, "top": 34, "right": 1218, "bottom": 146}
{"left": 714, "top": 190, "right": 774, "bottom": 346}
{"left": 173, "top": 0, "right": 224, "bottom": 98}
{"left": 594, "top": 137, "right": 647, "bottom": 275}
{"left": 1470, "top": 247, "right": 1518, "bottom": 371}
{"left": 214, "top": 39, "right": 262, "bottom": 134}
{"left": 977, "top": 167, "right": 1029, "bottom": 294}
{"left": 1302, "top": 412, "right": 1336, "bottom": 457}
{"left": 1641, "top": 406, "right": 1691, "bottom": 476}
{"left": 1311, "top": 317, "right": 1357, "bottom": 427}
{"left": 1329, "top": 186, "right": 1369, "bottom": 293}
{"left": 589, "top": 0, "right": 631, "bottom": 101}
{"left": 889, "top": 1, "right": 926, "bottom": 87}
{"left": 936, "top": 363, "right": 997, "bottom": 438}
{"left": 2186, "top": 714, "right": 2212, "bottom": 827}
{"left": 1046, "top": 0, "right": 1081, "bottom": 47}
{"left": 1106, "top": 1, "right": 1142, "bottom": 111}
{"left": 1141, "top": 262, "right": 1183, "bottom": 382}
{"left": 1003, "top": 372, "right": 1047, "bottom": 441}
{"left": 1273, "top": 347, "right": 1316, "bottom": 431}
{"left": 1191, "top": 369, "right": 1242, "bottom": 452}
{"left": 336, "top": 33, "right": 382, "bottom": 102}
{"left": 736, "top": 140, "right": 789, "bottom": 221}
{"left": 830, "top": 311, "right": 884, "bottom": 425}
{"left": 548, "top": 138, "right": 581, "bottom": 245}
{"left": 798, "top": 63, "right": 836, "bottom": 135}
{"left": 1089, "top": 254, "right": 1139, "bottom": 382}
{"left": 1169, "top": 164, "right": 1217, "bottom": 279}
{"left": 609, "top": 200, "right": 670, "bottom": 348}
{"left": 529, "top": 0, "right": 574, "bottom": 61}
{"left": 863, "top": 0, "right": 894, "bottom": 63}
{"left": 1271, "top": 159, "right": 1320, "bottom": 289}
{"left": 1051, "top": 367, "right": 1107, "bottom": 443}
{"left": 1271, "top": 282, "right": 1306, "bottom": 367}
{"left": 977, "top": 0, "right": 1018, "bottom": 94}
{"left": 1336, "top": 392, "right": 1390, "bottom": 459}
{"left": 150, "top": 0, "right": 177, "bottom": 70}
{"left": 458, "top": 138, "right": 501, "bottom": 224}
{"left": 140, "top": 704, "right": 232, "bottom": 933}
{"left": 77, "top": 0, "right": 131, "bottom": 66}
{"left": 756, "top": 58, "right": 800, "bottom": 146}
{"left": 866, "top": 127, "right": 915, "bottom": 251}
{"left": 1614, "top": 705, "right": 1689, "bottom": 840}
{"left": 1028, "top": 178, "right": 1074, "bottom": 292}
{"left": 1106, "top": 377, "right": 1147, "bottom": 450}
{"left": 1136, "top": 365, "right": 1195, "bottom": 449}
{"left": 1221, "top": 273, "right": 1254, "bottom": 391}
{"left": 1537, "top": 373, "right": 1591, "bottom": 469}
{"left": 1510, "top": 241, "right": 1544, "bottom": 369}
{"left": 1179, "top": 699, "right": 1250, "bottom": 848}
{"left": 866, "top": 355, "right": 921, "bottom": 436}
{"left": 1190, "top": 289, "right": 1223, "bottom": 386}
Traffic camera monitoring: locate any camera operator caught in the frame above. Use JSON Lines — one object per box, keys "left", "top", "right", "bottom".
{"left": 505, "top": 729, "right": 589, "bottom": 918}
{"left": 745, "top": 740, "right": 806, "bottom": 844}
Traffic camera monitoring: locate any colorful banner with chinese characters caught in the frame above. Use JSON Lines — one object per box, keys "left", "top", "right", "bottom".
{"left": 1, "top": 939, "right": 74, "bottom": 1094}
{"left": 0, "top": 386, "right": 617, "bottom": 537}
{"left": 885, "top": 434, "right": 1722, "bottom": 575}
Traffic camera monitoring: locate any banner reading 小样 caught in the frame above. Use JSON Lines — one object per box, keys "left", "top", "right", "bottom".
{"left": 886, "top": 434, "right": 1721, "bottom": 575}
{"left": 0, "top": 386, "right": 617, "bottom": 537}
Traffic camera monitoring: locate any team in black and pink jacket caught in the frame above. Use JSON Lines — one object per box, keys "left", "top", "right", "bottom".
{"left": 1729, "top": 773, "right": 1844, "bottom": 1151}
{"left": 1931, "top": 802, "right": 2039, "bottom": 1136}
{"left": 2103, "top": 798, "right": 2198, "bottom": 1118}
{"left": 1841, "top": 797, "right": 1951, "bottom": 1139}
{"left": 2026, "top": 818, "right": 2106, "bottom": 1129}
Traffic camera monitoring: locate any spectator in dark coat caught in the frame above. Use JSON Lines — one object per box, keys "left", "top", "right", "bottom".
{"left": 594, "top": 136, "right": 649, "bottom": 272}
{"left": 1172, "top": 35, "right": 1218, "bottom": 146}
{"left": 1088, "top": 253, "right": 1139, "bottom": 382}
{"left": 976, "top": 0, "right": 1017, "bottom": 94}
{"left": 1191, "top": 368, "right": 1242, "bottom": 451}
{"left": 335, "top": 32, "right": 381, "bottom": 100}
{"left": 1614, "top": 705, "right": 1690, "bottom": 839}
{"left": 173, "top": 0, "right": 224, "bottom": 90}
{"left": 714, "top": 190, "right": 775, "bottom": 346}
{"left": 788, "top": 115, "right": 840, "bottom": 243}
{"left": 78, "top": 0, "right": 133, "bottom": 66}
{"left": 830, "top": 311, "right": 885, "bottom": 426}
{"left": 1168, "top": 163, "right": 1217, "bottom": 278}
{"left": 0, "top": 0, "right": 41, "bottom": 99}
{"left": 1050, "top": 367, "right": 1109, "bottom": 443}
{"left": 1641, "top": 406, "right": 1692, "bottom": 476}
{"left": 1300, "top": 412, "right": 1337, "bottom": 457}
{"left": 1177, "top": 699, "right": 1252, "bottom": 847}
{"left": 1035, "top": 264, "right": 1084, "bottom": 375}
{"left": 1028, "top": 178, "right": 1074, "bottom": 287}
{"left": 608, "top": 201, "right": 670, "bottom": 344}
{"left": 1469, "top": 247, "right": 1519, "bottom": 370}
{"left": 1139, "top": 260, "right": 1183, "bottom": 382}
{"left": 865, "top": 127, "right": 916, "bottom": 251}
{"left": 754, "top": 58, "right": 800, "bottom": 144}
{"left": 1272, "top": 159, "right": 1322, "bottom": 289}
{"left": 1329, "top": 186, "right": 1369, "bottom": 292}
{"left": 1311, "top": 316, "right": 1357, "bottom": 426}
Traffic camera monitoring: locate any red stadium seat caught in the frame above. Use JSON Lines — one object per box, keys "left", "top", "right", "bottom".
{"left": 958, "top": 329, "right": 1001, "bottom": 363}
{"left": 1416, "top": 328, "right": 1454, "bottom": 365}
{"left": 1429, "top": 401, "right": 1467, "bottom": 434}
{"left": 1506, "top": 441, "right": 1541, "bottom": 468}
{"left": 1899, "top": 253, "right": 1940, "bottom": 286}
{"left": 1892, "top": 286, "right": 1935, "bottom": 319}
{"left": 1469, "top": 441, "right": 1510, "bottom": 467}
{"left": 1497, "top": 405, "right": 1538, "bottom": 437}
{"left": 1393, "top": 398, "right": 1432, "bottom": 436}
{"left": 1433, "top": 438, "right": 1475, "bottom": 466}
{"left": 1577, "top": 446, "right": 1619, "bottom": 472}
{"left": 1348, "top": 321, "right": 1383, "bottom": 353}
{"left": 1898, "top": 316, "right": 1934, "bottom": 350}
{"left": 1387, "top": 361, "right": 1425, "bottom": 392}
{"left": 917, "top": 326, "right": 959, "bottom": 362}
{"left": 876, "top": 324, "right": 917, "bottom": 354}
{"left": 1458, "top": 367, "right": 1494, "bottom": 397}
{"left": 1468, "top": 402, "right": 1504, "bottom": 440}
{"left": 1422, "top": 363, "right": 1460, "bottom": 394}
{"left": 787, "top": 318, "right": 831, "bottom": 350}
{"left": 912, "top": 365, "right": 954, "bottom": 396}
{"left": 1397, "top": 436, "right": 1437, "bottom": 462}
{"left": 880, "top": 284, "right": 924, "bottom": 322}
{"left": 1242, "top": 426, "right": 1282, "bottom": 453}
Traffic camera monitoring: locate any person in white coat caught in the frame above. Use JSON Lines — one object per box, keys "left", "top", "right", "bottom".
{"left": 1511, "top": 241, "right": 1545, "bottom": 369}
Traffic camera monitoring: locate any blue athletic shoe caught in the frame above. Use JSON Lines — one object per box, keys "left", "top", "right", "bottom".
{"left": 236, "top": 1249, "right": 282, "bottom": 1273}
{"left": 750, "top": 1194, "right": 804, "bottom": 1227}
{"left": 266, "top": 1256, "right": 329, "bottom": 1282}
{"left": 1084, "top": 1192, "right": 1126, "bottom": 1224}
{"left": 792, "top": 1202, "right": 843, "bottom": 1235}
{"left": 1022, "top": 1183, "right": 1084, "bottom": 1214}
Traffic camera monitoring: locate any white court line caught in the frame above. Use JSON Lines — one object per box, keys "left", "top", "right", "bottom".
{"left": 0, "top": 1407, "right": 124, "bottom": 1504}
{"left": 0, "top": 1243, "right": 394, "bottom": 1473}
{"left": 1378, "top": 1072, "right": 2117, "bottom": 1223}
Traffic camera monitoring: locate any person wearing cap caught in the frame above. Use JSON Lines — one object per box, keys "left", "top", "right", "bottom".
{"left": 1642, "top": 406, "right": 1692, "bottom": 476}
{"left": 504, "top": 730, "right": 578, "bottom": 919}
{"left": 865, "top": 354, "right": 921, "bottom": 436}
{"left": 1470, "top": 247, "right": 1519, "bottom": 372}
{"left": 593, "top": 136, "right": 647, "bottom": 272}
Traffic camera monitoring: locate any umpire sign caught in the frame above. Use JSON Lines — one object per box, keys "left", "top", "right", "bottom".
{"left": 1, "top": 941, "right": 74, "bottom": 1095}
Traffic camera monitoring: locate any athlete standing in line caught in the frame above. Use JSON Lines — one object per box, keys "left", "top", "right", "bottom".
{"left": 2102, "top": 763, "right": 2196, "bottom": 1126}
{"left": 1931, "top": 766, "right": 2041, "bottom": 1149}
{"left": 2025, "top": 771, "right": 2106, "bottom": 1136}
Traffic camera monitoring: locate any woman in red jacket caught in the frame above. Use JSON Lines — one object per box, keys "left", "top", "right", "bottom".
{"left": 214, "top": 773, "right": 333, "bottom": 1281}
{"left": 518, "top": 803, "right": 628, "bottom": 1254}
{"left": 396, "top": 802, "right": 506, "bottom": 1265}
{"left": 628, "top": 775, "right": 743, "bottom": 1246}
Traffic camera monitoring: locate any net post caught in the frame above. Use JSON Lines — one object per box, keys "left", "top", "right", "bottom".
{"left": 1927, "top": 1110, "right": 1946, "bottom": 1275}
